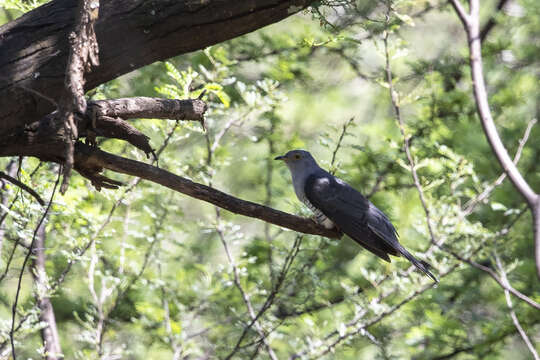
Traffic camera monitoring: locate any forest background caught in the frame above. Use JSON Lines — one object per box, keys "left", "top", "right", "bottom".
{"left": 0, "top": 0, "right": 539, "bottom": 359}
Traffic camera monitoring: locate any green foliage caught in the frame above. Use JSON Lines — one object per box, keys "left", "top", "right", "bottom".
{"left": 1, "top": 0, "right": 539, "bottom": 359}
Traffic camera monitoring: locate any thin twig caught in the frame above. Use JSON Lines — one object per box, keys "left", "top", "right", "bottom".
{"left": 215, "top": 208, "right": 278, "bottom": 360}
{"left": 330, "top": 117, "right": 354, "bottom": 174}
{"left": 0, "top": 171, "right": 45, "bottom": 206}
{"left": 53, "top": 122, "right": 180, "bottom": 291}
{"left": 226, "top": 235, "right": 302, "bottom": 359}
{"left": 383, "top": 11, "right": 437, "bottom": 245}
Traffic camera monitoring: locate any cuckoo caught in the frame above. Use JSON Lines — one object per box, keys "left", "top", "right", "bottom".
{"left": 275, "top": 149, "right": 437, "bottom": 282}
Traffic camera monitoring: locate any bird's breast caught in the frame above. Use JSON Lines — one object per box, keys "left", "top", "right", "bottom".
{"left": 300, "top": 196, "right": 335, "bottom": 229}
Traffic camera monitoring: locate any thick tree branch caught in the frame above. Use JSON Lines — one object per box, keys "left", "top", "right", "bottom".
{"left": 0, "top": 98, "right": 207, "bottom": 173}
{"left": 449, "top": 0, "right": 540, "bottom": 278}
{"left": 0, "top": 0, "right": 313, "bottom": 135}
{"left": 90, "top": 97, "right": 207, "bottom": 122}
{"left": 73, "top": 143, "right": 341, "bottom": 238}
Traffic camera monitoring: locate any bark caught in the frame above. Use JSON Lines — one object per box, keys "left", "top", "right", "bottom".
{"left": 0, "top": 0, "right": 313, "bottom": 136}
{"left": 0, "top": 97, "right": 207, "bottom": 183}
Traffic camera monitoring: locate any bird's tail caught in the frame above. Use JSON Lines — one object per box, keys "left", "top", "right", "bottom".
{"left": 397, "top": 245, "right": 438, "bottom": 283}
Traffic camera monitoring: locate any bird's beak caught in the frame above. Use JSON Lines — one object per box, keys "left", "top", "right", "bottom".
{"left": 274, "top": 155, "right": 286, "bottom": 161}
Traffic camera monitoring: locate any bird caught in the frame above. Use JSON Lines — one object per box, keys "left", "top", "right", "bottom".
{"left": 275, "top": 149, "right": 437, "bottom": 282}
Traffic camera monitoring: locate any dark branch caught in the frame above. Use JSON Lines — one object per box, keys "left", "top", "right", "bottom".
{"left": 92, "top": 115, "right": 152, "bottom": 155}
{"left": 74, "top": 143, "right": 341, "bottom": 239}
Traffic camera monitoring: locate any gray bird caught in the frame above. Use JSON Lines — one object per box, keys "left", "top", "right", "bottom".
{"left": 275, "top": 149, "right": 437, "bottom": 282}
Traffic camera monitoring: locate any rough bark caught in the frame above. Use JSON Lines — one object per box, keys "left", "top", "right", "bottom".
{"left": 0, "top": 0, "right": 313, "bottom": 136}
{"left": 0, "top": 97, "right": 207, "bottom": 165}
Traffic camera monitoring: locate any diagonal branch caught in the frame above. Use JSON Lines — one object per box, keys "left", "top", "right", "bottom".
{"left": 448, "top": 0, "right": 469, "bottom": 26}
{"left": 10, "top": 170, "right": 61, "bottom": 360}
{"left": 0, "top": 171, "right": 45, "bottom": 206}
{"left": 479, "top": 0, "right": 510, "bottom": 42}
{"left": 74, "top": 143, "right": 341, "bottom": 239}
{"left": 216, "top": 208, "right": 278, "bottom": 360}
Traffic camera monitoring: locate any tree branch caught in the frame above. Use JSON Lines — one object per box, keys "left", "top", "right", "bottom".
{"left": 383, "top": 13, "right": 438, "bottom": 246}
{"left": 0, "top": 171, "right": 44, "bottom": 206}
{"left": 90, "top": 97, "right": 207, "bottom": 122}
{"left": 216, "top": 208, "right": 278, "bottom": 360}
{"left": 10, "top": 170, "right": 61, "bottom": 360}
{"left": 0, "top": 97, "right": 208, "bottom": 189}
{"left": 74, "top": 143, "right": 341, "bottom": 238}
{"left": 440, "top": 245, "right": 540, "bottom": 310}
{"left": 448, "top": 0, "right": 469, "bottom": 26}
{"left": 479, "top": 0, "right": 510, "bottom": 42}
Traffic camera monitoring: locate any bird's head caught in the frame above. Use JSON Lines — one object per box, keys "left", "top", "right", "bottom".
{"left": 274, "top": 149, "right": 318, "bottom": 174}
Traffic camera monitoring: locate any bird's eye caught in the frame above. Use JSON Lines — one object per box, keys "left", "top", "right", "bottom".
{"left": 294, "top": 154, "right": 301, "bottom": 160}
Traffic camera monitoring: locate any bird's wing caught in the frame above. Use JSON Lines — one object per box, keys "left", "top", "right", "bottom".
{"left": 304, "top": 172, "right": 399, "bottom": 261}
{"left": 304, "top": 172, "right": 438, "bottom": 282}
